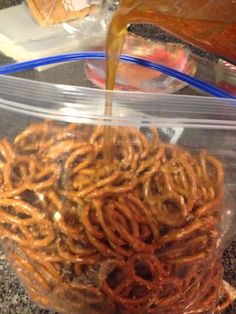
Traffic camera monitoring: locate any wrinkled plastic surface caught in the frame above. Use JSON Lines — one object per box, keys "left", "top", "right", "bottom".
{"left": 0, "top": 71, "right": 236, "bottom": 313}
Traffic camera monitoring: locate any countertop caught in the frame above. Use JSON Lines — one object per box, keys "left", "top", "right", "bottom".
{"left": 0, "top": 1, "right": 235, "bottom": 314}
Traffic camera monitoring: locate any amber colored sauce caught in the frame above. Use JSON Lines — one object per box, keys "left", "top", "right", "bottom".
{"left": 103, "top": 0, "right": 236, "bottom": 159}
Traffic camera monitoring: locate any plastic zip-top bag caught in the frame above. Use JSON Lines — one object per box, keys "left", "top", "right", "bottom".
{"left": 0, "top": 53, "right": 235, "bottom": 314}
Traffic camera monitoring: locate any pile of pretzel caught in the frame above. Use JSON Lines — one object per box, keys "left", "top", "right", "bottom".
{"left": 0, "top": 121, "right": 231, "bottom": 313}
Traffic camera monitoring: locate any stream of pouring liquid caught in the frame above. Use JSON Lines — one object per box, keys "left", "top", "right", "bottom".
{"left": 104, "top": 0, "right": 236, "bottom": 160}
{"left": 104, "top": 14, "right": 128, "bottom": 161}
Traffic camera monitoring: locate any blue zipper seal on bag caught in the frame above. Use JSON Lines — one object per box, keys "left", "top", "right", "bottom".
{"left": 0, "top": 51, "right": 234, "bottom": 99}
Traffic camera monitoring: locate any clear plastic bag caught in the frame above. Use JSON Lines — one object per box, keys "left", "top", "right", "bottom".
{"left": 0, "top": 56, "right": 235, "bottom": 314}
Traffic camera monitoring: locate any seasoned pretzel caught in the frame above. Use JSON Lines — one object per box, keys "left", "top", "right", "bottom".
{"left": 0, "top": 121, "right": 229, "bottom": 314}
